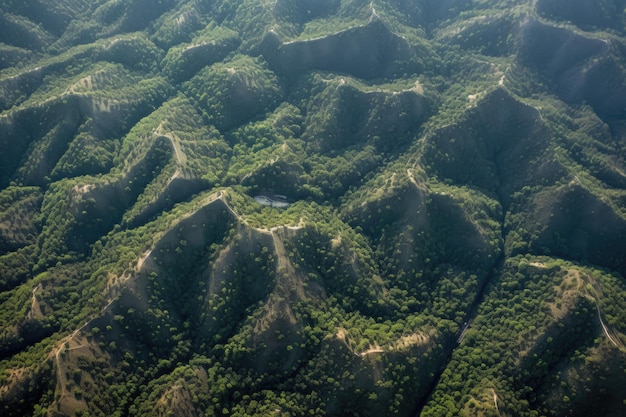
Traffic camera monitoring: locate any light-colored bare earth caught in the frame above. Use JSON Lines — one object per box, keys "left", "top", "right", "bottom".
{"left": 406, "top": 168, "right": 426, "bottom": 191}
{"left": 0, "top": 368, "right": 28, "bottom": 397}
{"left": 336, "top": 328, "right": 431, "bottom": 358}
{"left": 71, "top": 183, "right": 95, "bottom": 196}
{"left": 548, "top": 268, "right": 583, "bottom": 319}
{"left": 271, "top": 230, "right": 307, "bottom": 300}
{"left": 27, "top": 283, "right": 44, "bottom": 320}
{"left": 412, "top": 80, "right": 424, "bottom": 94}
{"left": 359, "top": 344, "right": 384, "bottom": 357}
{"left": 492, "top": 388, "right": 502, "bottom": 417}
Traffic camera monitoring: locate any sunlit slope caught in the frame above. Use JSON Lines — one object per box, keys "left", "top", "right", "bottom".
{"left": 0, "top": 1, "right": 625, "bottom": 416}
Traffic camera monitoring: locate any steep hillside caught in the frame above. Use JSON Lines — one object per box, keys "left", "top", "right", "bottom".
{"left": 0, "top": 1, "right": 625, "bottom": 416}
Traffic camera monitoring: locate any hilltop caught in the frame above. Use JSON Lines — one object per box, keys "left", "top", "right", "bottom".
{"left": 0, "top": 1, "right": 625, "bottom": 416}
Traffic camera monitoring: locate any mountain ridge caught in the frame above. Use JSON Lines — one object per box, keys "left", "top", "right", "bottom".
{"left": 0, "top": 0, "right": 625, "bottom": 416}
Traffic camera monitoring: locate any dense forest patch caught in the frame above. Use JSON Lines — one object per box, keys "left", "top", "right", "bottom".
{"left": 0, "top": 0, "right": 625, "bottom": 416}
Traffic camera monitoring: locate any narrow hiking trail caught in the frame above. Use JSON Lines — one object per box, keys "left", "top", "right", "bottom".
{"left": 582, "top": 270, "right": 625, "bottom": 350}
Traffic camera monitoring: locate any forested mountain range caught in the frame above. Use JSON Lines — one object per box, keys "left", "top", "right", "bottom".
{"left": 1, "top": 0, "right": 625, "bottom": 416}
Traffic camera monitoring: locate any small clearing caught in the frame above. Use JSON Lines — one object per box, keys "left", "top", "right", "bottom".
{"left": 359, "top": 343, "right": 384, "bottom": 357}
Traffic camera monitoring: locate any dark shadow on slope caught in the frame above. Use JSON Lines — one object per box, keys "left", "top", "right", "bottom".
{"left": 273, "top": 0, "right": 340, "bottom": 24}
{"left": 269, "top": 18, "right": 413, "bottom": 79}
{"left": 302, "top": 79, "right": 432, "bottom": 154}
{"left": 61, "top": 136, "right": 173, "bottom": 256}
{"left": 523, "top": 184, "right": 626, "bottom": 276}
{"left": 536, "top": 0, "right": 625, "bottom": 33}
{"left": 0, "top": 99, "right": 82, "bottom": 188}
{"left": 94, "top": 0, "right": 178, "bottom": 35}
{"left": 423, "top": 88, "right": 567, "bottom": 207}
{"left": 516, "top": 296, "right": 597, "bottom": 413}
{"left": 519, "top": 18, "right": 626, "bottom": 121}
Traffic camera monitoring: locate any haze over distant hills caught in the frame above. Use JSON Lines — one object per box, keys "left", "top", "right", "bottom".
{"left": 0, "top": 1, "right": 625, "bottom": 416}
